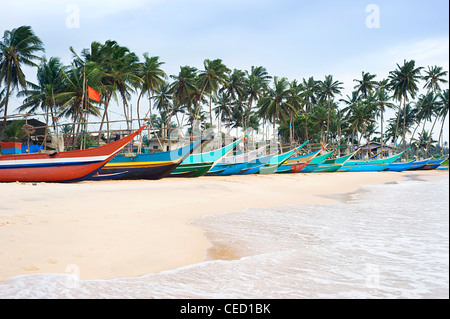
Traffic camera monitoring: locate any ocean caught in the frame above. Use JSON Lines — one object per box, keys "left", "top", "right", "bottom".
{"left": 0, "top": 174, "right": 448, "bottom": 299}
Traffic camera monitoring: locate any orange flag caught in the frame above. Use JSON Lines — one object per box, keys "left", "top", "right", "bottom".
{"left": 88, "top": 86, "right": 101, "bottom": 102}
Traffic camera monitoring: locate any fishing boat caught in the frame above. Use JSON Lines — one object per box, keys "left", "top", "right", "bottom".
{"left": 259, "top": 141, "right": 309, "bottom": 175}
{"left": 406, "top": 158, "right": 431, "bottom": 171}
{"left": 421, "top": 157, "right": 448, "bottom": 170}
{"left": 206, "top": 145, "right": 267, "bottom": 176}
{"left": 276, "top": 147, "right": 321, "bottom": 174}
{"left": 238, "top": 153, "right": 276, "bottom": 175}
{"left": 0, "top": 125, "right": 145, "bottom": 182}
{"left": 338, "top": 150, "right": 407, "bottom": 172}
{"left": 169, "top": 136, "right": 245, "bottom": 177}
{"left": 386, "top": 160, "right": 416, "bottom": 172}
{"left": 310, "top": 151, "right": 358, "bottom": 173}
{"left": 97, "top": 138, "right": 204, "bottom": 180}
{"left": 300, "top": 150, "right": 336, "bottom": 173}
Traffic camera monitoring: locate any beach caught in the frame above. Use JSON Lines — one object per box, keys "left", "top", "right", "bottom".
{"left": 0, "top": 170, "right": 448, "bottom": 283}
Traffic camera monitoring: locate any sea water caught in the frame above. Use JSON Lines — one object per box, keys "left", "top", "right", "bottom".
{"left": 0, "top": 174, "right": 448, "bottom": 299}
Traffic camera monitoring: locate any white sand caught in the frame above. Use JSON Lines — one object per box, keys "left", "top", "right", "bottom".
{"left": 0, "top": 169, "right": 447, "bottom": 281}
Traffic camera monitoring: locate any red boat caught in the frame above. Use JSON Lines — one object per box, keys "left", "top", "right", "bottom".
{"left": 0, "top": 125, "right": 145, "bottom": 182}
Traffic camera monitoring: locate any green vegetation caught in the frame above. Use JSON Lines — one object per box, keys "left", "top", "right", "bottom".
{"left": 0, "top": 25, "right": 448, "bottom": 158}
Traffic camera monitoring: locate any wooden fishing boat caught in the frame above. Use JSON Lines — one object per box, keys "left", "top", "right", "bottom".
{"left": 406, "top": 158, "right": 431, "bottom": 170}
{"left": 276, "top": 147, "right": 320, "bottom": 174}
{"left": 170, "top": 136, "right": 245, "bottom": 177}
{"left": 205, "top": 145, "right": 267, "bottom": 176}
{"left": 300, "top": 150, "right": 336, "bottom": 173}
{"left": 238, "top": 153, "right": 276, "bottom": 175}
{"left": 97, "top": 138, "right": 204, "bottom": 180}
{"left": 338, "top": 150, "right": 407, "bottom": 172}
{"left": 259, "top": 141, "right": 309, "bottom": 175}
{"left": 421, "top": 157, "right": 448, "bottom": 170}
{"left": 386, "top": 160, "right": 416, "bottom": 172}
{"left": 0, "top": 125, "right": 145, "bottom": 182}
{"left": 310, "top": 151, "right": 358, "bottom": 173}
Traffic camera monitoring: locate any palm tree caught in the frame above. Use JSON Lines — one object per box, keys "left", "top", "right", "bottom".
{"left": 17, "top": 57, "right": 64, "bottom": 148}
{"left": 55, "top": 64, "right": 102, "bottom": 147}
{"left": 286, "top": 80, "right": 303, "bottom": 146}
{"left": 318, "top": 75, "right": 343, "bottom": 143}
{"left": 437, "top": 89, "right": 449, "bottom": 153}
{"left": 346, "top": 100, "right": 375, "bottom": 145}
{"left": 309, "top": 102, "right": 329, "bottom": 143}
{"left": 137, "top": 53, "right": 166, "bottom": 127}
{"left": 422, "top": 66, "right": 448, "bottom": 94}
{"left": 244, "top": 66, "right": 271, "bottom": 131}
{"left": 388, "top": 59, "right": 423, "bottom": 152}
{"left": 197, "top": 59, "right": 230, "bottom": 126}
{"left": 372, "top": 86, "right": 395, "bottom": 151}
{"left": 299, "top": 77, "right": 319, "bottom": 144}
{"left": 0, "top": 26, "right": 44, "bottom": 128}
{"left": 169, "top": 66, "right": 198, "bottom": 120}
{"left": 353, "top": 71, "right": 377, "bottom": 98}
{"left": 257, "top": 77, "right": 294, "bottom": 144}
{"left": 221, "top": 69, "right": 246, "bottom": 132}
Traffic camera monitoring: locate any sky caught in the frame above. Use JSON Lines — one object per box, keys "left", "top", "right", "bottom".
{"left": 1, "top": 0, "right": 449, "bottom": 142}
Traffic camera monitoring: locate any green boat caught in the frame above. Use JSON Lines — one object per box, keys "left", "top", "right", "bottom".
{"left": 310, "top": 151, "right": 358, "bottom": 173}
{"left": 300, "top": 150, "right": 336, "bottom": 173}
{"left": 169, "top": 136, "right": 245, "bottom": 177}
{"left": 259, "top": 141, "right": 309, "bottom": 175}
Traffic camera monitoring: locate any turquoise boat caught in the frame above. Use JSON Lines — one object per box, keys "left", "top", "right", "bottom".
{"left": 338, "top": 150, "right": 406, "bottom": 172}
{"left": 276, "top": 148, "right": 322, "bottom": 174}
{"left": 310, "top": 151, "right": 358, "bottom": 173}
{"left": 421, "top": 157, "right": 448, "bottom": 170}
{"left": 259, "top": 141, "right": 309, "bottom": 175}
{"left": 206, "top": 146, "right": 267, "bottom": 176}
{"left": 238, "top": 153, "right": 277, "bottom": 175}
{"left": 387, "top": 160, "right": 416, "bottom": 172}
{"left": 170, "top": 136, "right": 245, "bottom": 177}
{"left": 406, "top": 158, "right": 431, "bottom": 170}
{"left": 99, "top": 139, "right": 204, "bottom": 180}
{"left": 300, "top": 150, "right": 336, "bottom": 173}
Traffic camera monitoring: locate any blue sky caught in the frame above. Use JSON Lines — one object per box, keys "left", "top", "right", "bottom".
{"left": 1, "top": 0, "right": 449, "bottom": 141}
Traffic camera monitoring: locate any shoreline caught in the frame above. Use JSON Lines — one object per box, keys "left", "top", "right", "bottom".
{"left": 0, "top": 170, "right": 448, "bottom": 282}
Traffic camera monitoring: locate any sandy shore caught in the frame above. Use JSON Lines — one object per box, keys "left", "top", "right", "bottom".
{"left": 0, "top": 169, "right": 447, "bottom": 281}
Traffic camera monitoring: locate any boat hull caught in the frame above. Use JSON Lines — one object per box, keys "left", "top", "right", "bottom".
{"left": 387, "top": 161, "right": 415, "bottom": 172}
{"left": 0, "top": 126, "right": 144, "bottom": 182}
{"left": 99, "top": 139, "right": 203, "bottom": 180}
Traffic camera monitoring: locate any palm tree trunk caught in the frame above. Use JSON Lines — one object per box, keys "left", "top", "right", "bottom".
{"left": 380, "top": 106, "right": 384, "bottom": 152}
{"left": 426, "top": 116, "right": 439, "bottom": 154}
{"left": 2, "top": 81, "right": 11, "bottom": 128}
{"left": 438, "top": 115, "right": 447, "bottom": 154}
{"left": 402, "top": 96, "right": 407, "bottom": 155}
{"left": 209, "top": 94, "right": 213, "bottom": 128}
{"left": 326, "top": 98, "right": 330, "bottom": 144}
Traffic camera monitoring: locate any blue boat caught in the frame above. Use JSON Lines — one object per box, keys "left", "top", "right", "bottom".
{"left": 98, "top": 139, "right": 204, "bottom": 180}
{"left": 206, "top": 146, "right": 267, "bottom": 176}
{"left": 422, "top": 157, "right": 448, "bottom": 170}
{"left": 238, "top": 154, "right": 277, "bottom": 175}
{"left": 338, "top": 150, "right": 406, "bottom": 172}
{"left": 406, "top": 158, "right": 431, "bottom": 170}
{"left": 387, "top": 160, "right": 416, "bottom": 172}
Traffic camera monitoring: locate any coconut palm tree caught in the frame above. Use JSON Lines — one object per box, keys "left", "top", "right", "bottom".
{"left": 372, "top": 87, "right": 395, "bottom": 151}
{"left": 169, "top": 66, "right": 198, "bottom": 120}
{"left": 286, "top": 79, "right": 303, "bottom": 146}
{"left": 388, "top": 59, "right": 423, "bottom": 152}
{"left": 221, "top": 69, "right": 246, "bottom": 132}
{"left": 197, "top": 59, "right": 230, "bottom": 126}
{"left": 17, "top": 57, "right": 64, "bottom": 148}
{"left": 244, "top": 66, "right": 271, "bottom": 131}
{"left": 353, "top": 71, "right": 377, "bottom": 98}
{"left": 318, "top": 75, "right": 343, "bottom": 143}
{"left": 257, "top": 77, "right": 294, "bottom": 143}
{"left": 137, "top": 53, "right": 166, "bottom": 127}
{"left": 437, "top": 89, "right": 449, "bottom": 153}
{"left": 299, "top": 77, "right": 319, "bottom": 144}
{"left": 0, "top": 26, "right": 44, "bottom": 128}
